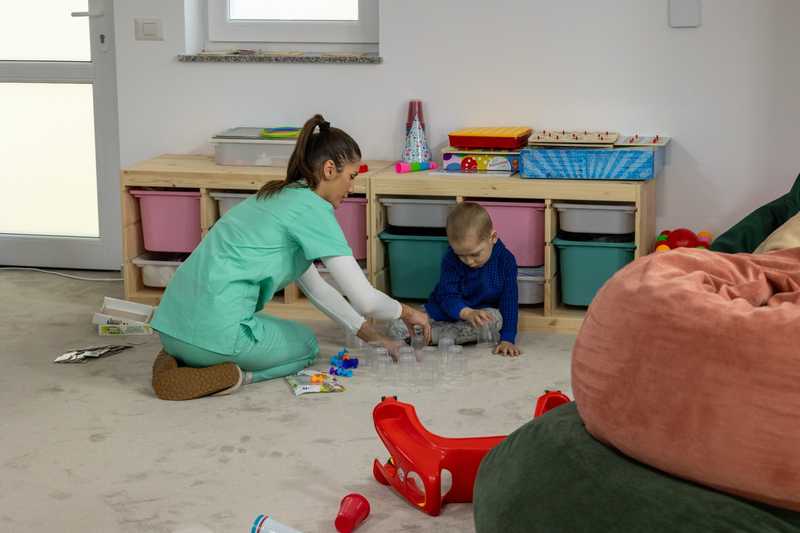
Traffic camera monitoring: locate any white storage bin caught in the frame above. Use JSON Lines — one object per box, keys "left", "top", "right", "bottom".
{"left": 210, "top": 191, "right": 252, "bottom": 216}
{"left": 211, "top": 127, "right": 295, "bottom": 167}
{"left": 554, "top": 203, "right": 636, "bottom": 234}
{"left": 518, "top": 267, "right": 545, "bottom": 304}
{"left": 132, "top": 252, "right": 188, "bottom": 288}
{"left": 380, "top": 198, "right": 456, "bottom": 228}
{"left": 316, "top": 261, "right": 368, "bottom": 294}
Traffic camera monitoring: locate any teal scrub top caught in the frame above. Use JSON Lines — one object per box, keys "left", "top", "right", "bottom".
{"left": 150, "top": 185, "right": 352, "bottom": 355}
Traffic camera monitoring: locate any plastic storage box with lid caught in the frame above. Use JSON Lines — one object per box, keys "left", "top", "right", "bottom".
{"left": 517, "top": 267, "right": 545, "bottom": 304}
{"left": 554, "top": 237, "right": 636, "bottom": 306}
{"left": 477, "top": 200, "right": 545, "bottom": 266}
{"left": 130, "top": 189, "right": 201, "bottom": 253}
{"left": 335, "top": 197, "right": 368, "bottom": 260}
{"left": 211, "top": 127, "right": 296, "bottom": 167}
{"left": 380, "top": 198, "right": 456, "bottom": 230}
{"left": 554, "top": 202, "right": 635, "bottom": 234}
{"left": 132, "top": 252, "right": 188, "bottom": 288}
{"left": 519, "top": 146, "right": 663, "bottom": 180}
{"left": 379, "top": 232, "right": 450, "bottom": 299}
{"left": 210, "top": 191, "right": 251, "bottom": 217}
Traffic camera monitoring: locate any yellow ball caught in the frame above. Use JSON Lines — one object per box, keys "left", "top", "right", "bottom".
{"left": 655, "top": 244, "right": 671, "bottom": 252}
{"left": 697, "top": 230, "right": 713, "bottom": 239}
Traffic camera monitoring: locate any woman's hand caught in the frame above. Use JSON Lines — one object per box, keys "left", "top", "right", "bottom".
{"left": 381, "top": 337, "right": 406, "bottom": 362}
{"left": 400, "top": 304, "right": 431, "bottom": 345}
{"left": 459, "top": 307, "right": 494, "bottom": 329}
{"left": 494, "top": 341, "right": 521, "bottom": 357}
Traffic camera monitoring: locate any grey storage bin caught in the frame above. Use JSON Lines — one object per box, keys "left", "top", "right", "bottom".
{"left": 132, "top": 252, "right": 187, "bottom": 288}
{"left": 554, "top": 203, "right": 635, "bottom": 234}
{"left": 211, "top": 127, "right": 295, "bottom": 167}
{"left": 380, "top": 198, "right": 456, "bottom": 228}
{"left": 210, "top": 191, "right": 252, "bottom": 216}
{"left": 518, "top": 267, "right": 545, "bottom": 304}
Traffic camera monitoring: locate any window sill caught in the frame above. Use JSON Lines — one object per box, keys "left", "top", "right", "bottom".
{"left": 178, "top": 51, "right": 382, "bottom": 64}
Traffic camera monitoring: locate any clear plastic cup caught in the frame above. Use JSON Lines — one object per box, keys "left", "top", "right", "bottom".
{"left": 374, "top": 347, "right": 392, "bottom": 381}
{"left": 420, "top": 346, "right": 439, "bottom": 387}
{"left": 446, "top": 344, "right": 466, "bottom": 384}
{"left": 411, "top": 325, "right": 426, "bottom": 352}
{"left": 477, "top": 323, "right": 494, "bottom": 347}
{"left": 397, "top": 346, "right": 416, "bottom": 385}
{"left": 439, "top": 335, "right": 455, "bottom": 354}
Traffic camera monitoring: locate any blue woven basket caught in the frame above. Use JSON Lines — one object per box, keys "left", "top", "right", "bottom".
{"left": 520, "top": 147, "right": 663, "bottom": 180}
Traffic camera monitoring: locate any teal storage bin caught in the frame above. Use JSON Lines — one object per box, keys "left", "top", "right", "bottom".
{"left": 554, "top": 238, "right": 636, "bottom": 306}
{"left": 379, "top": 232, "right": 450, "bottom": 299}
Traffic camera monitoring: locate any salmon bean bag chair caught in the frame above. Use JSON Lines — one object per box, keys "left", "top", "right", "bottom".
{"left": 573, "top": 247, "right": 800, "bottom": 511}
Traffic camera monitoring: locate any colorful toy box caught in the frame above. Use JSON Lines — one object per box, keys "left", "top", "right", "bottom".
{"left": 520, "top": 146, "right": 664, "bottom": 180}
{"left": 448, "top": 127, "right": 532, "bottom": 150}
{"left": 441, "top": 147, "right": 520, "bottom": 175}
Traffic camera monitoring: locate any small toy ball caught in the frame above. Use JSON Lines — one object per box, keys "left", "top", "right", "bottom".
{"left": 656, "top": 234, "right": 669, "bottom": 243}
{"left": 311, "top": 374, "right": 326, "bottom": 384}
{"left": 655, "top": 244, "right": 671, "bottom": 252}
{"left": 697, "top": 230, "right": 713, "bottom": 240}
{"left": 665, "top": 228, "right": 699, "bottom": 249}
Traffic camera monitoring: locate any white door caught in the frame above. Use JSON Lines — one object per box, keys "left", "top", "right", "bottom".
{"left": 0, "top": 0, "right": 120, "bottom": 270}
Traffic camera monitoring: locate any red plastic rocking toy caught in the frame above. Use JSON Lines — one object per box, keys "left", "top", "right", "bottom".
{"left": 372, "top": 391, "right": 570, "bottom": 516}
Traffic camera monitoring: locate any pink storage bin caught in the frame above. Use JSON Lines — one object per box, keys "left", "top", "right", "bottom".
{"left": 477, "top": 200, "right": 545, "bottom": 266}
{"left": 130, "top": 189, "right": 202, "bottom": 253}
{"left": 335, "top": 197, "right": 368, "bottom": 260}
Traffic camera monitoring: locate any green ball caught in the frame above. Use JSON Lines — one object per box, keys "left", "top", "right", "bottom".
{"left": 656, "top": 234, "right": 668, "bottom": 242}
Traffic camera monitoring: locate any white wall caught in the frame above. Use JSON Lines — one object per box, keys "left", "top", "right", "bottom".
{"left": 114, "top": 0, "right": 800, "bottom": 235}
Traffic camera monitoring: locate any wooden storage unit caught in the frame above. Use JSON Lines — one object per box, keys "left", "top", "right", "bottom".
{"left": 120, "top": 154, "right": 383, "bottom": 307}
{"left": 121, "top": 154, "right": 656, "bottom": 332}
{"left": 368, "top": 171, "right": 656, "bottom": 332}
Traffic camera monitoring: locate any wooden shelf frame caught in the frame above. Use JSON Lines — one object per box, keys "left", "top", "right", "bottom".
{"left": 120, "top": 155, "right": 657, "bottom": 333}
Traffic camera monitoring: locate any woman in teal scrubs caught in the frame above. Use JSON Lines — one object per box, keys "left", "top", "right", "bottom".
{"left": 151, "top": 115, "right": 430, "bottom": 384}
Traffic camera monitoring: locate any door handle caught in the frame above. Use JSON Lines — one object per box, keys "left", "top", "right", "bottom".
{"left": 71, "top": 10, "right": 105, "bottom": 18}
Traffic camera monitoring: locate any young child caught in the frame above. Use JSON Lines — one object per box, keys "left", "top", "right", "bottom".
{"left": 418, "top": 202, "right": 522, "bottom": 356}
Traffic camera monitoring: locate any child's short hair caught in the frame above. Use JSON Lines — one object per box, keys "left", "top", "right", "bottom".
{"left": 446, "top": 202, "right": 493, "bottom": 243}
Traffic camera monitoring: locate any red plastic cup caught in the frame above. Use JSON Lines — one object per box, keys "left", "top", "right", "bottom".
{"left": 335, "top": 493, "right": 370, "bottom": 533}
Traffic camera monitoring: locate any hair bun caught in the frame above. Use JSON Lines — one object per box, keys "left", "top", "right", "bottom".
{"left": 319, "top": 120, "right": 331, "bottom": 132}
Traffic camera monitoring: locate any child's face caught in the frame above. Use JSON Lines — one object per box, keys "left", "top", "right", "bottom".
{"left": 318, "top": 159, "right": 361, "bottom": 208}
{"left": 451, "top": 230, "right": 498, "bottom": 269}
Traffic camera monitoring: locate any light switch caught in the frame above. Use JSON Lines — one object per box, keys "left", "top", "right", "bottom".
{"left": 669, "top": 0, "right": 701, "bottom": 28}
{"left": 134, "top": 18, "right": 163, "bottom": 41}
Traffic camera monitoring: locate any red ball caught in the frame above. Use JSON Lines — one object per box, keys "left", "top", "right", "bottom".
{"left": 665, "top": 228, "right": 699, "bottom": 249}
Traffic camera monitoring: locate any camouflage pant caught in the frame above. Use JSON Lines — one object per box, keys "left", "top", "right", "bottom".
{"left": 388, "top": 308, "right": 502, "bottom": 345}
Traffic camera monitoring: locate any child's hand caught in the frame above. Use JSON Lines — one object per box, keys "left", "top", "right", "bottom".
{"left": 494, "top": 341, "right": 521, "bottom": 357}
{"left": 459, "top": 307, "right": 494, "bottom": 329}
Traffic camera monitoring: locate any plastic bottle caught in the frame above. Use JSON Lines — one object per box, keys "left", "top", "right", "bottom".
{"left": 251, "top": 514, "right": 303, "bottom": 533}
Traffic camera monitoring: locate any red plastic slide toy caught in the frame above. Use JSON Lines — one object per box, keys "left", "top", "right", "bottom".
{"left": 372, "top": 391, "right": 570, "bottom": 516}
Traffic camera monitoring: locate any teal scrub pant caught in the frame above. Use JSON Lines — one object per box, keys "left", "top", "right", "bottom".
{"left": 159, "top": 313, "right": 319, "bottom": 383}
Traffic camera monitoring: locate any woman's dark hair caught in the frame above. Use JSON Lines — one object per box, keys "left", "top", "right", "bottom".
{"left": 257, "top": 114, "right": 361, "bottom": 199}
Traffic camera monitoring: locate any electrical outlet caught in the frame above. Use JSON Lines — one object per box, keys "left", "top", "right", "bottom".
{"left": 134, "top": 18, "right": 163, "bottom": 41}
{"left": 669, "top": 0, "right": 701, "bottom": 28}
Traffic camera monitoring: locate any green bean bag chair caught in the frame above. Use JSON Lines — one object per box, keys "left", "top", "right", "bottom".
{"left": 474, "top": 403, "right": 800, "bottom": 533}
{"left": 711, "top": 173, "right": 800, "bottom": 253}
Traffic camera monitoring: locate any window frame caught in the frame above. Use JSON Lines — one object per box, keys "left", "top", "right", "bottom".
{"left": 207, "top": 0, "right": 378, "bottom": 45}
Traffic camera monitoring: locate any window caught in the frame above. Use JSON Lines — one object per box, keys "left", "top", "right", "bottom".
{"left": 207, "top": 0, "right": 378, "bottom": 47}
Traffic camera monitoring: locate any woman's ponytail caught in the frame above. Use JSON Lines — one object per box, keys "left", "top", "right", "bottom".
{"left": 257, "top": 114, "right": 360, "bottom": 199}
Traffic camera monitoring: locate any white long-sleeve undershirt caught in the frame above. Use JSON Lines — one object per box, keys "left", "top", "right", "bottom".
{"left": 295, "top": 255, "right": 402, "bottom": 334}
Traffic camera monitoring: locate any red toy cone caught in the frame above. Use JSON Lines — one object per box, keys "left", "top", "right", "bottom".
{"left": 335, "top": 493, "right": 370, "bottom": 533}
